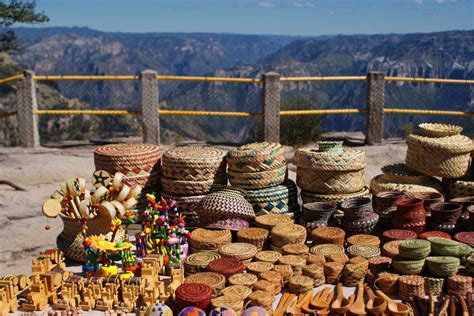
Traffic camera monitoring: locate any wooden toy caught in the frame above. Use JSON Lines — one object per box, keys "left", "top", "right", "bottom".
{"left": 22, "top": 271, "right": 62, "bottom": 311}
{"left": 53, "top": 276, "right": 84, "bottom": 309}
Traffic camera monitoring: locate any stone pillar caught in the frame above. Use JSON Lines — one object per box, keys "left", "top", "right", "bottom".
{"left": 261, "top": 72, "right": 281, "bottom": 143}
{"left": 16, "top": 70, "right": 40, "bottom": 147}
{"left": 366, "top": 72, "right": 385, "bottom": 145}
{"left": 140, "top": 69, "right": 160, "bottom": 145}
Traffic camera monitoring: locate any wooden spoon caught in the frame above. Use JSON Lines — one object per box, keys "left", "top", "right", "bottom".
{"left": 457, "top": 294, "right": 469, "bottom": 316}
{"left": 286, "top": 290, "right": 312, "bottom": 315}
{"left": 331, "top": 283, "right": 355, "bottom": 314}
{"left": 311, "top": 287, "right": 334, "bottom": 310}
{"left": 349, "top": 282, "right": 367, "bottom": 316}
{"left": 428, "top": 294, "right": 435, "bottom": 316}
{"left": 365, "top": 285, "right": 386, "bottom": 315}
{"left": 273, "top": 292, "right": 296, "bottom": 316}
{"left": 448, "top": 296, "right": 456, "bottom": 316}
{"left": 376, "top": 290, "right": 411, "bottom": 316}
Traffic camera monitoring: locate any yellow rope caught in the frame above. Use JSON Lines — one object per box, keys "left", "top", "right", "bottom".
{"left": 384, "top": 108, "right": 474, "bottom": 116}
{"left": 156, "top": 75, "right": 261, "bottom": 83}
{"left": 34, "top": 75, "right": 138, "bottom": 81}
{"left": 0, "top": 111, "right": 17, "bottom": 118}
{"left": 159, "top": 110, "right": 260, "bottom": 117}
{"left": 280, "top": 76, "right": 366, "bottom": 82}
{"left": 385, "top": 77, "right": 474, "bottom": 85}
{"left": 0, "top": 74, "right": 24, "bottom": 84}
{"left": 280, "top": 109, "right": 367, "bottom": 115}
{"left": 35, "top": 109, "right": 142, "bottom": 115}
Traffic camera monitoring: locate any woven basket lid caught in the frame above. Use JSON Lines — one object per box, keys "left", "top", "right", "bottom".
{"left": 256, "top": 214, "right": 294, "bottom": 230}
{"left": 218, "top": 243, "right": 258, "bottom": 260}
{"left": 418, "top": 123, "right": 463, "bottom": 138}
{"left": 278, "top": 255, "right": 306, "bottom": 267}
{"left": 227, "top": 142, "right": 283, "bottom": 161}
{"left": 418, "top": 231, "right": 452, "bottom": 240}
{"left": 228, "top": 273, "right": 258, "bottom": 287}
{"left": 310, "top": 244, "right": 345, "bottom": 256}
{"left": 454, "top": 232, "right": 474, "bottom": 247}
{"left": 271, "top": 224, "right": 306, "bottom": 239}
{"left": 294, "top": 147, "right": 366, "bottom": 171}
{"left": 220, "top": 285, "right": 252, "bottom": 300}
{"left": 184, "top": 272, "right": 226, "bottom": 289}
{"left": 237, "top": 227, "right": 269, "bottom": 240}
{"left": 94, "top": 143, "right": 160, "bottom": 158}
{"left": 162, "top": 146, "right": 226, "bottom": 165}
{"left": 347, "top": 234, "right": 381, "bottom": 247}
{"left": 383, "top": 240, "right": 401, "bottom": 258}
{"left": 190, "top": 228, "right": 232, "bottom": 249}
{"left": 176, "top": 283, "right": 212, "bottom": 304}
{"left": 207, "top": 257, "right": 245, "bottom": 277}
{"left": 211, "top": 295, "right": 243, "bottom": 311}
{"left": 255, "top": 250, "right": 282, "bottom": 263}
{"left": 185, "top": 251, "right": 221, "bottom": 268}
{"left": 246, "top": 261, "right": 274, "bottom": 273}
{"left": 347, "top": 245, "right": 381, "bottom": 259}
{"left": 383, "top": 229, "right": 418, "bottom": 241}
{"left": 282, "top": 243, "right": 309, "bottom": 255}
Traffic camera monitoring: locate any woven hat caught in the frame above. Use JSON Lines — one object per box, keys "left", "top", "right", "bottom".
{"left": 195, "top": 187, "right": 255, "bottom": 230}
{"left": 94, "top": 143, "right": 161, "bottom": 188}
{"left": 162, "top": 146, "right": 226, "bottom": 181}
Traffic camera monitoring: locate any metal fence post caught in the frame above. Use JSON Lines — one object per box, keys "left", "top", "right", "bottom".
{"left": 261, "top": 72, "right": 281, "bottom": 143}
{"left": 16, "top": 70, "right": 40, "bottom": 147}
{"left": 366, "top": 71, "right": 385, "bottom": 145}
{"left": 140, "top": 69, "right": 160, "bottom": 145}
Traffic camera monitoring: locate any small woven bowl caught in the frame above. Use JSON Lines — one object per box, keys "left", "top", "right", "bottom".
{"left": 399, "top": 239, "right": 431, "bottom": 260}
{"left": 418, "top": 123, "right": 463, "bottom": 138}
{"left": 428, "top": 237, "right": 460, "bottom": 256}
{"left": 382, "top": 240, "right": 401, "bottom": 258}
{"left": 392, "top": 257, "right": 425, "bottom": 275}
{"left": 426, "top": 256, "right": 460, "bottom": 277}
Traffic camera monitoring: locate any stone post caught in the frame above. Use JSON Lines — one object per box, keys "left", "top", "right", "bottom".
{"left": 16, "top": 70, "right": 40, "bottom": 147}
{"left": 261, "top": 72, "right": 281, "bottom": 143}
{"left": 366, "top": 72, "right": 385, "bottom": 145}
{"left": 140, "top": 69, "right": 160, "bottom": 145}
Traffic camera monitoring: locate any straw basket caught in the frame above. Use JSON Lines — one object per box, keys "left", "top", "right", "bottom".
{"left": 301, "top": 187, "right": 371, "bottom": 204}
{"left": 94, "top": 143, "right": 161, "bottom": 188}
{"left": 161, "top": 146, "right": 226, "bottom": 181}
{"left": 425, "top": 256, "right": 460, "bottom": 277}
{"left": 370, "top": 174, "right": 443, "bottom": 195}
{"left": 244, "top": 184, "right": 291, "bottom": 216}
{"left": 418, "top": 123, "right": 463, "bottom": 138}
{"left": 228, "top": 163, "right": 287, "bottom": 189}
{"left": 381, "top": 163, "right": 434, "bottom": 184}
{"left": 161, "top": 176, "right": 227, "bottom": 196}
{"left": 297, "top": 168, "right": 365, "bottom": 194}
{"left": 226, "top": 142, "right": 285, "bottom": 173}
{"left": 56, "top": 210, "right": 124, "bottom": 262}
{"left": 294, "top": 147, "right": 366, "bottom": 171}
{"left": 445, "top": 178, "right": 474, "bottom": 198}
{"left": 406, "top": 134, "right": 473, "bottom": 178}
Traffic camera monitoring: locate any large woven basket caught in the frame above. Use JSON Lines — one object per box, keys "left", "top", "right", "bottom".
{"left": 445, "top": 178, "right": 474, "bottom": 198}
{"left": 294, "top": 147, "right": 366, "bottom": 171}
{"left": 301, "top": 187, "right": 371, "bottom": 204}
{"left": 227, "top": 142, "right": 285, "bottom": 173}
{"left": 297, "top": 167, "right": 365, "bottom": 194}
{"left": 162, "top": 146, "right": 227, "bottom": 181}
{"left": 370, "top": 174, "right": 443, "bottom": 195}
{"left": 244, "top": 183, "right": 292, "bottom": 216}
{"left": 419, "top": 123, "right": 463, "bottom": 138}
{"left": 56, "top": 210, "right": 124, "bottom": 262}
{"left": 161, "top": 176, "right": 227, "bottom": 196}
{"left": 228, "top": 163, "right": 287, "bottom": 189}
{"left": 381, "top": 163, "right": 435, "bottom": 184}
{"left": 406, "top": 134, "right": 473, "bottom": 178}
{"left": 94, "top": 143, "right": 161, "bottom": 188}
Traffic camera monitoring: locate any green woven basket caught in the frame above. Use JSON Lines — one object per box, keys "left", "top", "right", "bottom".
{"left": 392, "top": 257, "right": 425, "bottom": 275}
{"left": 426, "top": 256, "right": 460, "bottom": 277}
{"left": 399, "top": 239, "right": 431, "bottom": 260}
{"left": 428, "top": 237, "right": 460, "bottom": 257}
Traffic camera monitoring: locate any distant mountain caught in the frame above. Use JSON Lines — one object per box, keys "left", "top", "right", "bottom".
{"left": 2, "top": 28, "right": 473, "bottom": 145}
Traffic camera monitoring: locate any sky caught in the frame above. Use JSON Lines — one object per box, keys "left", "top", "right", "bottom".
{"left": 31, "top": 0, "right": 473, "bottom": 36}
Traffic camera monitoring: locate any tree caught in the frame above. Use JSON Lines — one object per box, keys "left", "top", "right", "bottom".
{"left": 280, "top": 96, "right": 322, "bottom": 145}
{"left": 0, "top": 0, "right": 48, "bottom": 52}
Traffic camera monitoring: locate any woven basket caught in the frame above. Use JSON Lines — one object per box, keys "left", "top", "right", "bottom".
{"left": 381, "top": 163, "right": 435, "bottom": 184}
{"left": 184, "top": 272, "right": 226, "bottom": 297}
{"left": 236, "top": 228, "right": 269, "bottom": 250}
{"left": 56, "top": 210, "right": 123, "bottom": 262}
{"left": 347, "top": 234, "right": 381, "bottom": 247}
{"left": 245, "top": 290, "right": 274, "bottom": 311}
{"left": 254, "top": 250, "right": 282, "bottom": 263}
{"left": 253, "top": 278, "right": 281, "bottom": 295}
{"left": 398, "top": 239, "right": 431, "bottom": 260}
{"left": 428, "top": 237, "right": 460, "bottom": 256}
{"left": 246, "top": 261, "right": 274, "bottom": 274}
{"left": 255, "top": 214, "right": 294, "bottom": 230}
{"left": 294, "top": 147, "right": 366, "bottom": 171}
{"left": 398, "top": 275, "right": 425, "bottom": 301}
{"left": 325, "top": 253, "right": 349, "bottom": 264}
{"left": 161, "top": 176, "right": 227, "bottom": 196}
{"left": 195, "top": 188, "right": 255, "bottom": 230}
{"left": 297, "top": 167, "right": 365, "bottom": 194}
{"left": 211, "top": 295, "right": 243, "bottom": 313}
{"left": 220, "top": 285, "right": 252, "bottom": 300}
{"left": 218, "top": 243, "right": 258, "bottom": 262}
{"left": 271, "top": 224, "right": 307, "bottom": 247}
{"left": 426, "top": 256, "right": 460, "bottom": 277}
{"left": 301, "top": 202, "right": 337, "bottom": 230}
{"left": 244, "top": 181, "right": 297, "bottom": 216}
{"left": 302, "top": 264, "right": 325, "bottom": 287}
{"left": 419, "top": 123, "right": 463, "bottom": 138}
{"left": 301, "top": 187, "right": 371, "bottom": 204}
{"left": 282, "top": 243, "right": 309, "bottom": 256}
{"left": 392, "top": 257, "right": 425, "bottom": 275}
{"left": 228, "top": 273, "right": 258, "bottom": 288}
{"left": 346, "top": 245, "right": 381, "bottom": 259}
{"left": 447, "top": 275, "right": 472, "bottom": 297}
{"left": 184, "top": 251, "right": 221, "bottom": 276}
{"left": 189, "top": 228, "right": 232, "bottom": 252}
{"left": 273, "top": 264, "right": 294, "bottom": 283}
{"left": 162, "top": 146, "right": 226, "bottom": 181}
{"left": 445, "top": 178, "right": 474, "bottom": 198}
{"left": 311, "top": 226, "right": 345, "bottom": 246}
{"left": 228, "top": 162, "right": 287, "bottom": 189}
{"left": 227, "top": 142, "right": 285, "bottom": 173}
{"left": 382, "top": 240, "right": 401, "bottom": 258}
{"left": 94, "top": 143, "right": 161, "bottom": 188}
{"left": 424, "top": 277, "right": 445, "bottom": 296}
{"left": 323, "top": 261, "right": 345, "bottom": 284}
{"left": 278, "top": 255, "right": 306, "bottom": 275}
{"left": 259, "top": 271, "right": 283, "bottom": 287}
{"left": 288, "top": 275, "right": 313, "bottom": 293}
{"left": 406, "top": 134, "right": 473, "bottom": 178}
{"left": 370, "top": 174, "right": 443, "bottom": 195}
{"left": 343, "top": 258, "right": 369, "bottom": 287}
{"left": 310, "top": 244, "right": 345, "bottom": 257}
{"left": 373, "top": 191, "right": 405, "bottom": 226}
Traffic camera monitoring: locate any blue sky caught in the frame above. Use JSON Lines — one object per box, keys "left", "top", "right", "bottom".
{"left": 32, "top": 0, "right": 473, "bottom": 35}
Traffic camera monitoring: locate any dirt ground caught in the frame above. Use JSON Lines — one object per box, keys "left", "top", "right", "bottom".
{"left": 0, "top": 139, "right": 407, "bottom": 275}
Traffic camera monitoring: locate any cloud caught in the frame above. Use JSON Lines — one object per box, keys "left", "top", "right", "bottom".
{"left": 435, "top": 0, "right": 458, "bottom": 4}
{"left": 258, "top": 1, "right": 278, "bottom": 8}
{"left": 288, "top": 2, "right": 316, "bottom": 8}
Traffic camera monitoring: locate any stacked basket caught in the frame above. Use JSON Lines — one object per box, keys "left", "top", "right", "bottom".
{"left": 227, "top": 143, "right": 296, "bottom": 216}
{"left": 294, "top": 141, "right": 369, "bottom": 206}
{"left": 161, "top": 146, "right": 227, "bottom": 227}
